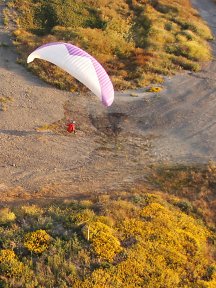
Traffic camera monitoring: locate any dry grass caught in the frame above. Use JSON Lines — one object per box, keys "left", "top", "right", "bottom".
{"left": 0, "top": 96, "right": 14, "bottom": 111}
{"left": 8, "top": 0, "right": 213, "bottom": 91}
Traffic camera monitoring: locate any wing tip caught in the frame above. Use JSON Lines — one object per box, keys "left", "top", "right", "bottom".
{"left": 27, "top": 54, "right": 35, "bottom": 64}
{"left": 102, "top": 93, "right": 114, "bottom": 107}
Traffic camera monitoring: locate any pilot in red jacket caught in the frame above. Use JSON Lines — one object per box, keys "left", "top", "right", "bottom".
{"left": 67, "top": 121, "right": 76, "bottom": 134}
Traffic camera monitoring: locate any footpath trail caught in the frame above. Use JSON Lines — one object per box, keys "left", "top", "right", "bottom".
{"left": 0, "top": 0, "right": 216, "bottom": 201}
{"left": 144, "top": 0, "right": 216, "bottom": 164}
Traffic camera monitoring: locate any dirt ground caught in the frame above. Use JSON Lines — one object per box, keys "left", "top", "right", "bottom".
{"left": 0, "top": 0, "right": 216, "bottom": 201}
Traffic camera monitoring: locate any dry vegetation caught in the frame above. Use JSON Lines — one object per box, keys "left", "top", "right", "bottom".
{"left": 148, "top": 162, "right": 216, "bottom": 227}
{"left": 0, "top": 96, "right": 13, "bottom": 112}
{"left": 0, "top": 189, "right": 215, "bottom": 287}
{"left": 5, "top": 0, "right": 213, "bottom": 91}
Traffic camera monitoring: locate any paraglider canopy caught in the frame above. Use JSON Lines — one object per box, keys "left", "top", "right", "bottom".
{"left": 27, "top": 42, "right": 114, "bottom": 107}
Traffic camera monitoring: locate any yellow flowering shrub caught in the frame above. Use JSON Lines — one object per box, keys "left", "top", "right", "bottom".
{"left": 72, "top": 209, "right": 95, "bottom": 226}
{"left": 119, "top": 218, "right": 146, "bottom": 239}
{"left": 116, "top": 202, "right": 210, "bottom": 286}
{"left": 79, "top": 200, "right": 93, "bottom": 208}
{"left": 0, "top": 190, "right": 214, "bottom": 287}
{"left": 73, "top": 269, "right": 113, "bottom": 288}
{"left": 83, "top": 221, "right": 122, "bottom": 262}
{"left": 0, "top": 249, "right": 24, "bottom": 278}
{"left": 147, "top": 86, "right": 163, "bottom": 93}
{"left": 101, "top": 199, "right": 139, "bottom": 221}
{"left": 73, "top": 197, "right": 214, "bottom": 287}
{"left": 21, "top": 204, "right": 43, "bottom": 216}
{"left": 96, "top": 215, "right": 115, "bottom": 227}
{"left": 0, "top": 208, "right": 16, "bottom": 225}
{"left": 24, "top": 230, "right": 51, "bottom": 254}
{"left": 196, "top": 265, "right": 216, "bottom": 288}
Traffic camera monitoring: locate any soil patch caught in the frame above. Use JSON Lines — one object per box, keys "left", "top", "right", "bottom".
{"left": 0, "top": 0, "right": 216, "bottom": 201}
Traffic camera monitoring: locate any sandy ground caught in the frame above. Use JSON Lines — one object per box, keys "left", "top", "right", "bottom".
{"left": 0, "top": 0, "right": 216, "bottom": 200}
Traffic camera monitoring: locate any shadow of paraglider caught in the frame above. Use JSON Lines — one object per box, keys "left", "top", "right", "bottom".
{"left": 89, "top": 112, "right": 127, "bottom": 136}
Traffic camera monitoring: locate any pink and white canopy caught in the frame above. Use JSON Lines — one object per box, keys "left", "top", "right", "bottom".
{"left": 27, "top": 42, "right": 114, "bottom": 106}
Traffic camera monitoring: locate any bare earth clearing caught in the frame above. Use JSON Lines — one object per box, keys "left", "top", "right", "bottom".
{"left": 0, "top": 0, "right": 216, "bottom": 201}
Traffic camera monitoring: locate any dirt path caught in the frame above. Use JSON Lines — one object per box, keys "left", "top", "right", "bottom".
{"left": 0, "top": 0, "right": 216, "bottom": 200}
{"left": 143, "top": 0, "right": 216, "bottom": 164}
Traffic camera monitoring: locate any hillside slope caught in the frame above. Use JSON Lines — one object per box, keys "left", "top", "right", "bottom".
{"left": 11, "top": 0, "right": 213, "bottom": 90}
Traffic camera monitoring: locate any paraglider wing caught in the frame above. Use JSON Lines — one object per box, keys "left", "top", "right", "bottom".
{"left": 27, "top": 42, "right": 114, "bottom": 106}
